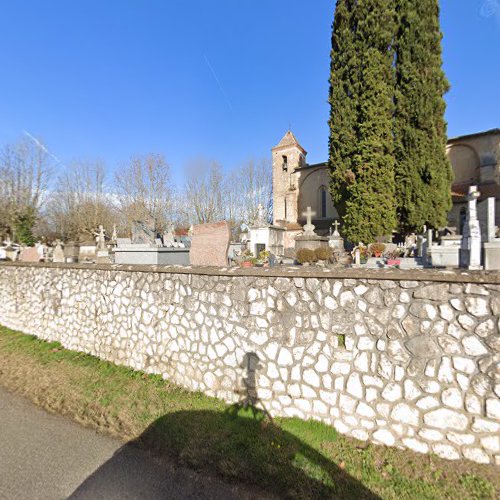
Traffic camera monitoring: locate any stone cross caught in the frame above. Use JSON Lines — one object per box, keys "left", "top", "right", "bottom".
{"left": 302, "top": 206, "right": 316, "bottom": 235}
{"left": 332, "top": 220, "right": 340, "bottom": 237}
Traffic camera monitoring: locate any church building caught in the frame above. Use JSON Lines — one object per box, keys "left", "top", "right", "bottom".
{"left": 272, "top": 129, "right": 500, "bottom": 238}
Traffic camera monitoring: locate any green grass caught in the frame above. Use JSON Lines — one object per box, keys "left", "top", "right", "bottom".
{"left": 0, "top": 325, "right": 497, "bottom": 499}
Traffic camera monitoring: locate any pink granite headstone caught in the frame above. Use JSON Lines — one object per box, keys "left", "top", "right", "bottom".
{"left": 189, "top": 221, "right": 231, "bottom": 267}
{"left": 19, "top": 247, "right": 40, "bottom": 262}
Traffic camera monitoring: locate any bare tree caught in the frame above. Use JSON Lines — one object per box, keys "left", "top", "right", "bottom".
{"left": 226, "top": 158, "right": 273, "bottom": 225}
{"left": 0, "top": 136, "right": 52, "bottom": 242}
{"left": 115, "top": 154, "right": 173, "bottom": 233}
{"left": 181, "top": 158, "right": 273, "bottom": 227}
{"left": 46, "top": 160, "right": 118, "bottom": 240}
{"left": 184, "top": 160, "right": 225, "bottom": 224}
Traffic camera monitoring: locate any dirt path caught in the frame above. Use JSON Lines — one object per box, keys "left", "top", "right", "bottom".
{"left": 0, "top": 386, "right": 269, "bottom": 500}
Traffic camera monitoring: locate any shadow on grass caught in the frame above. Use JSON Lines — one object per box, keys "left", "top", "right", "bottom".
{"left": 70, "top": 352, "right": 379, "bottom": 498}
{"left": 69, "top": 406, "right": 379, "bottom": 499}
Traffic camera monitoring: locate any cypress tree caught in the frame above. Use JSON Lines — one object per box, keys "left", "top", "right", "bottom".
{"left": 394, "top": 0, "right": 452, "bottom": 232}
{"left": 329, "top": 0, "right": 397, "bottom": 243}
{"left": 13, "top": 207, "right": 36, "bottom": 246}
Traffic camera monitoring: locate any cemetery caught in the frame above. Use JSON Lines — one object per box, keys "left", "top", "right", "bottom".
{"left": 0, "top": 2, "right": 499, "bottom": 497}
{"left": 1, "top": 150, "right": 498, "bottom": 469}
{"left": 2, "top": 184, "right": 499, "bottom": 271}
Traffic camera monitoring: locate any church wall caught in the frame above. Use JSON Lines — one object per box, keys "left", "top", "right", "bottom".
{"left": 447, "top": 144, "right": 481, "bottom": 186}
{"left": 297, "top": 167, "right": 338, "bottom": 222}
{"left": 271, "top": 130, "right": 500, "bottom": 236}
{"left": 447, "top": 132, "right": 500, "bottom": 186}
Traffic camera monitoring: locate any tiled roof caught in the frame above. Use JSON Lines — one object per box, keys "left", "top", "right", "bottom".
{"left": 448, "top": 128, "right": 500, "bottom": 142}
{"left": 273, "top": 131, "right": 306, "bottom": 153}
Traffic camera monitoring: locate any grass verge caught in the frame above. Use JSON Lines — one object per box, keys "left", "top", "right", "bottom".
{"left": 0, "top": 325, "right": 497, "bottom": 499}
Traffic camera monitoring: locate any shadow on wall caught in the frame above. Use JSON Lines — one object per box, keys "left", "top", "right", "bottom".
{"left": 229, "top": 351, "right": 273, "bottom": 420}
{"left": 69, "top": 352, "right": 379, "bottom": 499}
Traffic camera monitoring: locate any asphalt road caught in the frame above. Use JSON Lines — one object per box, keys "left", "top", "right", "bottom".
{"left": 0, "top": 386, "right": 266, "bottom": 500}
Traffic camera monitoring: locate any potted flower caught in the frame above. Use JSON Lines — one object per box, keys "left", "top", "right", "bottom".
{"left": 257, "top": 249, "right": 270, "bottom": 267}
{"left": 239, "top": 250, "right": 257, "bottom": 268}
{"left": 369, "top": 242, "right": 386, "bottom": 258}
{"left": 385, "top": 247, "right": 402, "bottom": 266}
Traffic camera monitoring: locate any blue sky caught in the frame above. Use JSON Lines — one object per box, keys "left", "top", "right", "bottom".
{"left": 0, "top": 0, "right": 499, "bottom": 185}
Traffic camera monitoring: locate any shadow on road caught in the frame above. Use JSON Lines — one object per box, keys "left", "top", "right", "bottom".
{"left": 70, "top": 352, "right": 379, "bottom": 498}
{"left": 69, "top": 408, "right": 379, "bottom": 499}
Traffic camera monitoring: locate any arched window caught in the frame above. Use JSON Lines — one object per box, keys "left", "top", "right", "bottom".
{"left": 319, "top": 186, "right": 327, "bottom": 218}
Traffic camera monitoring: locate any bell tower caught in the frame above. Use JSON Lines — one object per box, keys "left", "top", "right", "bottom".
{"left": 272, "top": 130, "right": 307, "bottom": 225}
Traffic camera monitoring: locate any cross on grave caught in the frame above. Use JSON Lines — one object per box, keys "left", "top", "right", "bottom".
{"left": 302, "top": 206, "right": 316, "bottom": 235}
{"left": 332, "top": 219, "right": 341, "bottom": 237}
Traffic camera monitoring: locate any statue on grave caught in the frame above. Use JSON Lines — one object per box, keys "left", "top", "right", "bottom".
{"left": 162, "top": 223, "right": 176, "bottom": 248}
{"left": 94, "top": 225, "right": 107, "bottom": 251}
{"left": 404, "top": 233, "right": 417, "bottom": 257}
{"left": 254, "top": 203, "right": 266, "bottom": 226}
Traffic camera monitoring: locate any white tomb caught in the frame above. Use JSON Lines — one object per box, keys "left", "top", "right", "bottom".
{"left": 248, "top": 204, "right": 285, "bottom": 257}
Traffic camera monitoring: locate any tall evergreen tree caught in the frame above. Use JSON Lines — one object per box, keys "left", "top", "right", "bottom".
{"left": 394, "top": 0, "right": 452, "bottom": 232}
{"left": 329, "top": 0, "right": 397, "bottom": 243}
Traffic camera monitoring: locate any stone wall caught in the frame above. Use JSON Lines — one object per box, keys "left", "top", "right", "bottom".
{"left": 0, "top": 263, "right": 498, "bottom": 465}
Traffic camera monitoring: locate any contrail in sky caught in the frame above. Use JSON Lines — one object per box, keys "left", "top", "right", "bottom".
{"left": 203, "top": 54, "right": 234, "bottom": 112}
{"left": 23, "top": 130, "right": 62, "bottom": 164}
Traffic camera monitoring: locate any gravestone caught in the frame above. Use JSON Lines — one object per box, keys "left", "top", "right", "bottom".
{"left": 294, "top": 206, "right": 328, "bottom": 251}
{"left": 79, "top": 240, "right": 97, "bottom": 261}
{"left": 479, "top": 196, "right": 500, "bottom": 270}
{"left": 328, "top": 220, "right": 345, "bottom": 252}
{"left": 4, "top": 245, "right": 18, "bottom": 261}
{"left": 460, "top": 186, "right": 482, "bottom": 270}
{"left": 478, "top": 197, "right": 496, "bottom": 243}
{"left": 19, "top": 247, "right": 40, "bottom": 263}
{"left": 190, "top": 221, "right": 231, "bottom": 267}
{"left": 116, "top": 237, "right": 132, "bottom": 246}
{"left": 162, "top": 225, "right": 175, "bottom": 247}
{"left": 111, "top": 224, "right": 118, "bottom": 245}
{"left": 36, "top": 242, "right": 47, "bottom": 261}
{"left": 52, "top": 242, "right": 65, "bottom": 263}
{"left": 95, "top": 225, "right": 107, "bottom": 251}
{"left": 132, "top": 220, "right": 156, "bottom": 245}
{"left": 64, "top": 241, "right": 80, "bottom": 263}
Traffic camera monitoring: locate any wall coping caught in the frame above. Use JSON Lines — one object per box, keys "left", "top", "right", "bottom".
{"left": 1, "top": 261, "right": 499, "bottom": 284}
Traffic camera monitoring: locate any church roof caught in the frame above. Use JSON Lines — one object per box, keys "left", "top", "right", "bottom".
{"left": 448, "top": 128, "right": 500, "bottom": 143}
{"left": 273, "top": 130, "right": 307, "bottom": 153}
